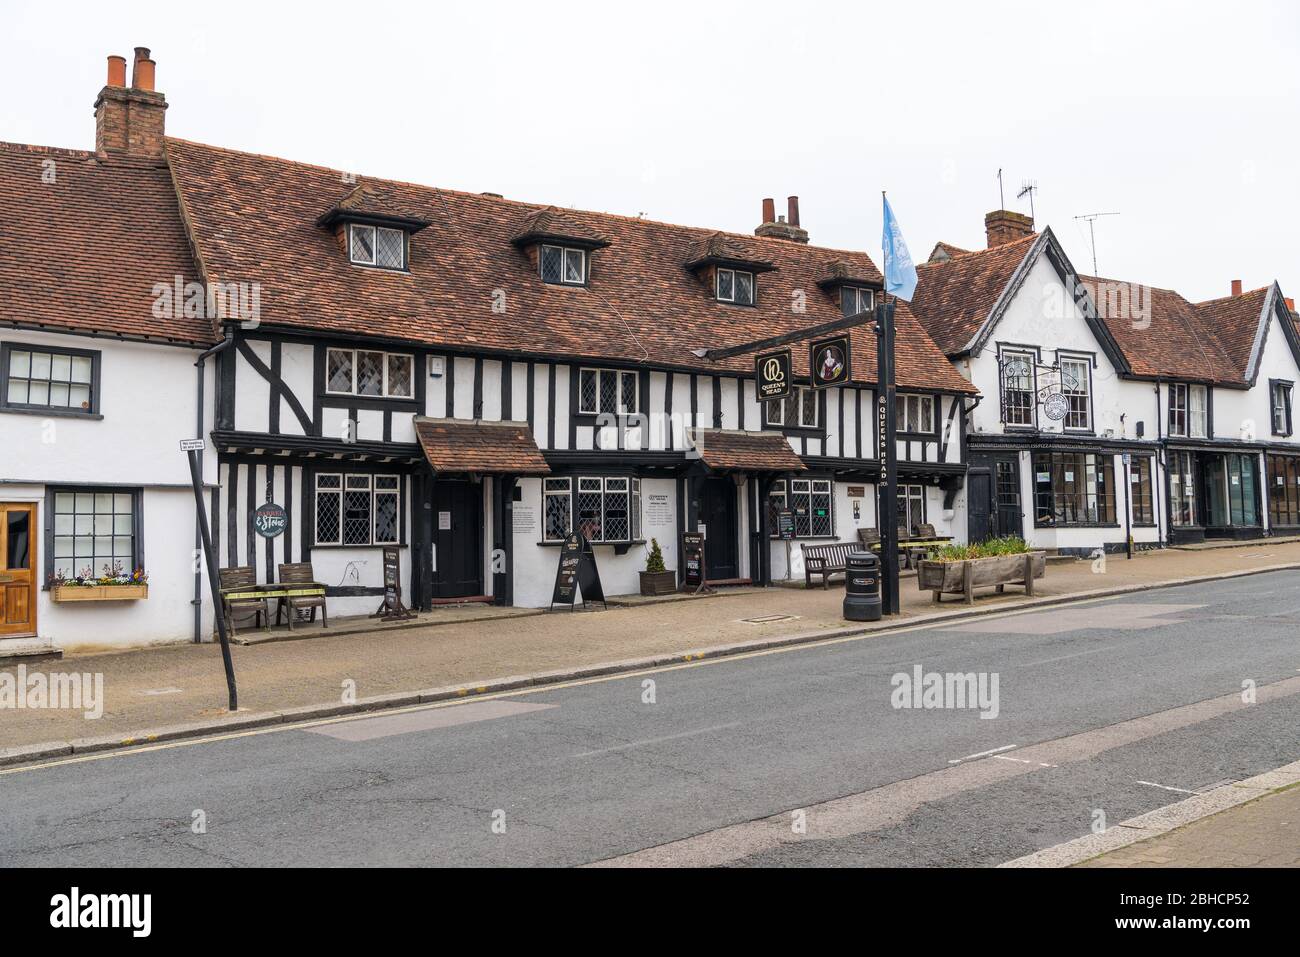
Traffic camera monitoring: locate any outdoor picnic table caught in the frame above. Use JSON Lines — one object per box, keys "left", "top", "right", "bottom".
{"left": 219, "top": 582, "right": 327, "bottom": 634}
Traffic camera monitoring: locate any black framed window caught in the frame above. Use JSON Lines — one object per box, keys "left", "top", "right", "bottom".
{"left": 1000, "top": 350, "right": 1035, "bottom": 427}
{"left": 764, "top": 387, "right": 818, "bottom": 429}
{"left": 1267, "top": 454, "right": 1300, "bottom": 526}
{"left": 540, "top": 245, "right": 587, "bottom": 286}
{"left": 1130, "top": 455, "right": 1155, "bottom": 526}
{"left": 315, "top": 473, "right": 400, "bottom": 546}
{"left": 47, "top": 487, "right": 141, "bottom": 582}
{"left": 1169, "top": 383, "right": 1208, "bottom": 438}
{"left": 1170, "top": 450, "right": 1197, "bottom": 526}
{"left": 840, "top": 286, "right": 875, "bottom": 317}
{"left": 542, "top": 476, "right": 640, "bottom": 544}
{"left": 349, "top": 223, "right": 406, "bottom": 270}
{"left": 326, "top": 348, "right": 413, "bottom": 398}
{"left": 894, "top": 394, "right": 934, "bottom": 433}
{"left": 1, "top": 343, "right": 99, "bottom": 415}
{"left": 1271, "top": 381, "right": 1293, "bottom": 436}
{"left": 1060, "top": 356, "right": 1091, "bottom": 431}
{"left": 897, "top": 484, "right": 926, "bottom": 535}
{"left": 578, "top": 368, "right": 639, "bottom": 415}
{"left": 1032, "top": 451, "right": 1116, "bottom": 526}
{"left": 768, "top": 479, "right": 833, "bottom": 538}
{"left": 716, "top": 268, "right": 755, "bottom": 305}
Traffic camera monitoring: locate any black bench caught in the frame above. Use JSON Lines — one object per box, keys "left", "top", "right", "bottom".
{"left": 802, "top": 542, "right": 858, "bottom": 588}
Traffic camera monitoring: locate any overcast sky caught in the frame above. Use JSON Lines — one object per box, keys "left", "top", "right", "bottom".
{"left": 4, "top": 0, "right": 1296, "bottom": 303}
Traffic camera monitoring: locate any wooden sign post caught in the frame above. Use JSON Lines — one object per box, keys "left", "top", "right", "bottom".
{"left": 372, "top": 545, "right": 415, "bottom": 621}
{"left": 549, "top": 533, "right": 607, "bottom": 612}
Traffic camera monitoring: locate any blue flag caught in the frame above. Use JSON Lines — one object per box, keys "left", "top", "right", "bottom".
{"left": 881, "top": 195, "right": 918, "bottom": 301}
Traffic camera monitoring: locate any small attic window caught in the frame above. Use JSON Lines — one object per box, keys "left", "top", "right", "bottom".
{"left": 840, "top": 286, "right": 875, "bottom": 317}
{"left": 541, "top": 244, "right": 587, "bottom": 286}
{"left": 716, "top": 268, "right": 755, "bottom": 306}
{"left": 350, "top": 224, "right": 407, "bottom": 270}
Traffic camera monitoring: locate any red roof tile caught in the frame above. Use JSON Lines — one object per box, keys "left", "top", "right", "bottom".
{"left": 910, "top": 234, "right": 1038, "bottom": 355}
{"left": 163, "top": 138, "right": 974, "bottom": 393}
{"left": 0, "top": 142, "right": 211, "bottom": 346}
{"left": 414, "top": 417, "right": 550, "bottom": 475}
{"left": 695, "top": 429, "right": 807, "bottom": 472}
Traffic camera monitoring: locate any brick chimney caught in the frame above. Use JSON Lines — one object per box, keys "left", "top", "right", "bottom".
{"left": 94, "top": 47, "right": 167, "bottom": 159}
{"left": 984, "top": 209, "right": 1034, "bottom": 248}
{"left": 1230, "top": 279, "right": 1243, "bottom": 296}
{"left": 755, "top": 195, "right": 809, "bottom": 244}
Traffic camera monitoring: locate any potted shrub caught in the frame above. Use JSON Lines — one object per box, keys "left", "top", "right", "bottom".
{"left": 639, "top": 538, "right": 676, "bottom": 596}
{"left": 916, "top": 536, "right": 1045, "bottom": 604}
{"left": 49, "top": 562, "right": 149, "bottom": 602}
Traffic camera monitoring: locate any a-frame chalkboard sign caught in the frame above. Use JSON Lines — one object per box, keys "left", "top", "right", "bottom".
{"left": 680, "top": 531, "right": 711, "bottom": 594}
{"left": 549, "top": 532, "right": 607, "bottom": 612}
{"left": 372, "top": 545, "right": 416, "bottom": 621}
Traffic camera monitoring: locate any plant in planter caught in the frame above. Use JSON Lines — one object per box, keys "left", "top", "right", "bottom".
{"left": 49, "top": 561, "right": 150, "bottom": 602}
{"left": 639, "top": 538, "right": 677, "bottom": 596}
{"left": 917, "top": 536, "right": 1045, "bottom": 605}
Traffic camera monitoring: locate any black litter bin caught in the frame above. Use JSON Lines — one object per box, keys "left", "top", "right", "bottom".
{"left": 843, "top": 550, "right": 881, "bottom": 621}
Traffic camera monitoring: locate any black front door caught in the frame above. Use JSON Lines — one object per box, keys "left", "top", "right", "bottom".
{"left": 966, "top": 468, "right": 993, "bottom": 543}
{"left": 433, "top": 480, "right": 483, "bottom": 599}
{"left": 700, "top": 478, "right": 739, "bottom": 581}
{"left": 968, "top": 452, "right": 1023, "bottom": 541}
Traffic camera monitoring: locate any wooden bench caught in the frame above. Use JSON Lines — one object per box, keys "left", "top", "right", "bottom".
{"left": 802, "top": 542, "right": 858, "bottom": 588}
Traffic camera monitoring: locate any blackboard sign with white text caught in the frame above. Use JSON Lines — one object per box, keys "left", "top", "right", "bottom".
{"left": 681, "top": 531, "right": 706, "bottom": 592}
{"left": 549, "top": 533, "right": 606, "bottom": 611}
{"left": 371, "top": 545, "right": 415, "bottom": 621}
{"left": 777, "top": 509, "right": 796, "bottom": 541}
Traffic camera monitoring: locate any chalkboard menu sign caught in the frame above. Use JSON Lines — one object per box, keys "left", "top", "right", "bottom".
{"left": 371, "top": 545, "right": 415, "bottom": 621}
{"left": 680, "top": 531, "right": 706, "bottom": 592}
{"left": 776, "top": 509, "right": 796, "bottom": 541}
{"left": 549, "top": 533, "right": 607, "bottom": 611}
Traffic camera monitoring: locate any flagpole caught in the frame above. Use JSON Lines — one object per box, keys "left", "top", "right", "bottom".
{"left": 877, "top": 191, "right": 900, "bottom": 614}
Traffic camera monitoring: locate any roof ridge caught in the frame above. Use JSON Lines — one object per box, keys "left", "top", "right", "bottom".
{"left": 0, "top": 140, "right": 95, "bottom": 160}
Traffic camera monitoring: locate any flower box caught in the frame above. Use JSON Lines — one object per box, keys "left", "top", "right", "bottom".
{"left": 917, "top": 552, "right": 1045, "bottom": 604}
{"left": 51, "top": 584, "right": 149, "bottom": 602}
{"left": 639, "top": 570, "right": 677, "bottom": 596}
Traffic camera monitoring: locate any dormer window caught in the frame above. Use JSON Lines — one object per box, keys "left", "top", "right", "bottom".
{"left": 840, "top": 286, "right": 875, "bottom": 317}
{"left": 541, "top": 245, "right": 587, "bottom": 286}
{"left": 717, "top": 268, "right": 755, "bottom": 306}
{"left": 349, "top": 223, "right": 406, "bottom": 270}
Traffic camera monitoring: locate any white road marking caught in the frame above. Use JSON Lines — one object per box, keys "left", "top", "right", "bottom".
{"left": 136, "top": 687, "right": 184, "bottom": 696}
{"left": 572, "top": 721, "right": 744, "bottom": 758}
{"left": 1136, "top": 779, "right": 1197, "bottom": 795}
{"left": 993, "top": 754, "right": 1057, "bottom": 768}
{"left": 948, "top": 744, "right": 1018, "bottom": 765}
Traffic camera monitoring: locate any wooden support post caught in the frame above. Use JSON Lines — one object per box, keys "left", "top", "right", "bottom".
{"left": 1023, "top": 552, "right": 1035, "bottom": 596}
{"left": 963, "top": 559, "right": 975, "bottom": 606}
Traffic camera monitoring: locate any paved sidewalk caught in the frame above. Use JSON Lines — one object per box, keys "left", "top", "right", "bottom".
{"left": 2, "top": 541, "right": 1299, "bottom": 760}
{"left": 1079, "top": 785, "right": 1300, "bottom": 868}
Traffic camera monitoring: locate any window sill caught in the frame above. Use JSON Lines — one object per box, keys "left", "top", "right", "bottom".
{"left": 1, "top": 406, "right": 102, "bottom": 420}
{"left": 537, "top": 539, "right": 645, "bottom": 555}
{"left": 1032, "top": 523, "right": 1121, "bottom": 529}
{"left": 311, "top": 543, "right": 406, "bottom": 550}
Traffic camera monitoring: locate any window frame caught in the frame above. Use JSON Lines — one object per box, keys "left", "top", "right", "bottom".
{"left": 576, "top": 367, "right": 640, "bottom": 417}
{"left": 348, "top": 223, "right": 408, "bottom": 271}
{"left": 893, "top": 393, "right": 935, "bottom": 435}
{"left": 998, "top": 346, "right": 1038, "bottom": 429}
{"left": 767, "top": 478, "right": 835, "bottom": 539}
{"left": 1129, "top": 454, "right": 1156, "bottom": 526}
{"left": 1270, "top": 379, "right": 1293, "bottom": 437}
{"left": 540, "top": 244, "right": 588, "bottom": 286}
{"left": 313, "top": 471, "right": 403, "bottom": 547}
{"left": 897, "top": 483, "right": 926, "bottom": 535}
{"left": 1, "top": 341, "right": 102, "bottom": 417}
{"left": 840, "top": 286, "right": 875, "bottom": 318}
{"left": 1169, "top": 383, "right": 1209, "bottom": 438}
{"left": 541, "top": 474, "right": 642, "bottom": 544}
{"left": 763, "top": 386, "right": 820, "bottom": 431}
{"left": 715, "top": 267, "right": 756, "bottom": 306}
{"left": 1267, "top": 453, "right": 1300, "bottom": 527}
{"left": 44, "top": 486, "right": 143, "bottom": 588}
{"left": 324, "top": 347, "right": 415, "bottom": 399}
{"left": 1032, "top": 451, "right": 1118, "bottom": 528}
{"left": 1059, "top": 354, "right": 1093, "bottom": 432}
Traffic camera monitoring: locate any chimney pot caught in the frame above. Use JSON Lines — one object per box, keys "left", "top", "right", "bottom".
{"left": 132, "top": 54, "right": 156, "bottom": 92}
{"left": 761, "top": 198, "right": 775, "bottom": 225}
{"left": 1231, "top": 279, "right": 1243, "bottom": 296}
{"left": 787, "top": 196, "right": 800, "bottom": 228}
{"left": 106, "top": 55, "right": 126, "bottom": 88}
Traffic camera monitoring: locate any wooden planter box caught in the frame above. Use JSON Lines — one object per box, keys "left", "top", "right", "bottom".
{"left": 51, "top": 584, "right": 149, "bottom": 602}
{"left": 917, "top": 552, "right": 1045, "bottom": 604}
{"left": 639, "top": 570, "right": 677, "bottom": 596}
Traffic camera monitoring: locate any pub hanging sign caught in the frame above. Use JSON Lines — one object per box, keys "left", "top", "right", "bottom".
{"left": 755, "top": 348, "right": 793, "bottom": 401}
{"left": 252, "top": 502, "right": 288, "bottom": 539}
{"left": 810, "top": 335, "right": 851, "bottom": 389}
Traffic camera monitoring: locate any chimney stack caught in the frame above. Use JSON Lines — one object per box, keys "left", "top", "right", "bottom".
{"left": 984, "top": 209, "right": 1035, "bottom": 248}
{"left": 94, "top": 46, "right": 167, "bottom": 159}
{"left": 1231, "top": 279, "right": 1243, "bottom": 297}
{"left": 755, "top": 194, "right": 809, "bottom": 244}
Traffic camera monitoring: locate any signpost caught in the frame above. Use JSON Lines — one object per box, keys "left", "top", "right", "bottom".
{"left": 875, "top": 302, "right": 901, "bottom": 615}
{"left": 810, "top": 334, "right": 852, "bottom": 390}
{"left": 179, "top": 438, "right": 238, "bottom": 711}
{"left": 680, "top": 531, "right": 707, "bottom": 593}
{"left": 372, "top": 545, "right": 415, "bottom": 621}
{"left": 549, "top": 532, "right": 607, "bottom": 611}
{"left": 755, "top": 348, "right": 793, "bottom": 401}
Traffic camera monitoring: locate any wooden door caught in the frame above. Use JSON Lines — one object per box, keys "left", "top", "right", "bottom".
{"left": 0, "top": 503, "right": 37, "bottom": 638}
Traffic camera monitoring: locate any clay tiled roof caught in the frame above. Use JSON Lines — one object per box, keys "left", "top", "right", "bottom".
{"left": 926, "top": 241, "right": 971, "bottom": 263}
{"left": 1193, "top": 287, "right": 1272, "bottom": 381}
{"left": 910, "top": 234, "right": 1038, "bottom": 355}
{"left": 414, "top": 417, "right": 550, "bottom": 475}
{"left": 695, "top": 429, "right": 807, "bottom": 472}
{"left": 511, "top": 206, "right": 609, "bottom": 249}
{"left": 164, "top": 138, "right": 973, "bottom": 393}
{"left": 0, "top": 142, "right": 211, "bottom": 346}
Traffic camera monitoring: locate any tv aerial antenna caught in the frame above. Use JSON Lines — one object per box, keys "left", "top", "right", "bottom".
{"left": 1074, "top": 211, "right": 1120, "bottom": 276}
{"left": 1017, "top": 180, "right": 1038, "bottom": 226}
